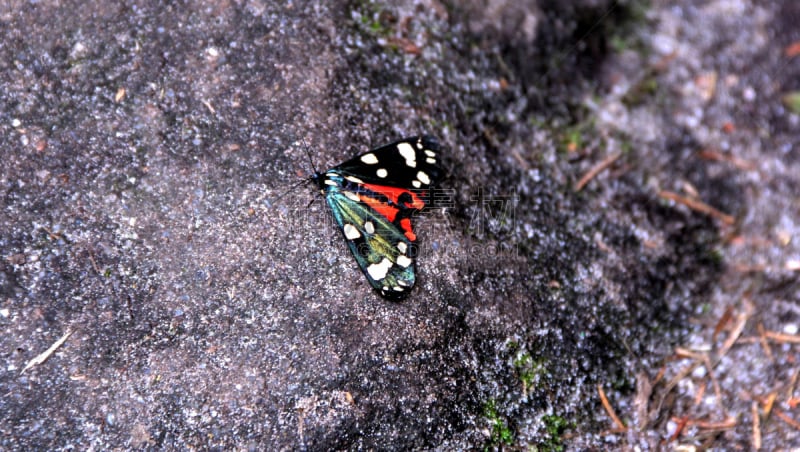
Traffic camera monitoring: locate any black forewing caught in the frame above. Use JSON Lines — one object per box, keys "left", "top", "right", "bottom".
{"left": 332, "top": 136, "right": 444, "bottom": 195}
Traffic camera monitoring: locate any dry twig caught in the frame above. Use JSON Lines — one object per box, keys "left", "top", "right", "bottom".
{"left": 757, "top": 322, "right": 774, "bottom": 362}
{"left": 693, "top": 417, "right": 737, "bottom": 430}
{"left": 764, "top": 331, "right": 800, "bottom": 344}
{"left": 22, "top": 329, "right": 73, "bottom": 373}
{"left": 775, "top": 408, "right": 800, "bottom": 430}
{"left": 787, "top": 369, "right": 799, "bottom": 402}
{"left": 718, "top": 308, "right": 750, "bottom": 358}
{"left": 712, "top": 305, "right": 734, "bottom": 342}
{"left": 658, "top": 190, "right": 735, "bottom": 225}
{"left": 697, "top": 149, "right": 756, "bottom": 171}
{"left": 575, "top": 152, "right": 622, "bottom": 191}
{"left": 752, "top": 401, "right": 761, "bottom": 449}
{"left": 763, "top": 392, "right": 777, "bottom": 418}
{"left": 668, "top": 416, "right": 689, "bottom": 443}
{"left": 597, "top": 384, "right": 626, "bottom": 431}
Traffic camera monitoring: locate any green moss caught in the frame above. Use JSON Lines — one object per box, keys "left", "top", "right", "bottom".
{"left": 513, "top": 351, "right": 547, "bottom": 394}
{"left": 429, "top": 118, "right": 453, "bottom": 135}
{"left": 609, "top": 34, "right": 629, "bottom": 53}
{"left": 483, "top": 399, "right": 514, "bottom": 449}
{"left": 561, "top": 127, "right": 584, "bottom": 154}
{"left": 557, "top": 114, "right": 599, "bottom": 155}
{"left": 620, "top": 137, "right": 634, "bottom": 154}
{"left": 706, "top": 247, "right": 724, "bottom": 266}
{"left": 606, "top": 0, "right": 652, "bottom": 55}
{"left": 352, "top": 1, "right": 395, "bottom": 38}
{"left": 622, "top": 74, "right": 659, "bottom": 107}
{"left": 538, "top": 414, "right": 571, "bottom": 452}
{"left": 783, "top": 91, "right": 800, "bottom": 114}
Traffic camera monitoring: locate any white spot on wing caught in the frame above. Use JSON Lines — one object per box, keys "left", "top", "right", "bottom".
{"left": 426, "top": 157, "right": 436, "bottom": 164}
{"left": 344, "top": 191, "right": 360, "bottom": 202}
{"left": 360, "top": 153, "right": 379, "bottom": 164}
{"left": 397, "top": 142, "right": 416, "bottom": 168}
{"left": 397, "top": 242, "right": 407, "bottom": 254}
{"left": 376, "top": 168, "right": 388, "bottom": 178}
{"left": 416, "top": 171, "right": 430, "bottom": 185}
{"left": 396, "top": 255, "right": 412, "bottom": 268}
{"left": 367, "top": 258, "right": 393, "bottom": 280}
{"left": 424, "top": 149, "right": 436, "bottom": 157}
{"left": 364, "top": 221, "right": 375, "bottom": 234}
{"left": 324, "top": 179, "right": 338, "bottom": 186}
{"left": 345, "top": 175, "right": 364, "bottom": 184}
{"left": 412, "top": 180, "right": 421, "bottom": 188}
{"left": 343, "top": 223, "right": 361, "bottom": 239}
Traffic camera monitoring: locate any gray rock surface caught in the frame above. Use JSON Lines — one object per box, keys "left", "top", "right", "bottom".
{"left": 1, "top": 0, "right": 798, "bottom": 449}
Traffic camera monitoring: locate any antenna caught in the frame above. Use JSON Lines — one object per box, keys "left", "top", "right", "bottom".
{"left": 270, "top": 137, "right": 318, "bottom": 206}
{"left": 301, "top": 136, "right": 318, "bottom": 175}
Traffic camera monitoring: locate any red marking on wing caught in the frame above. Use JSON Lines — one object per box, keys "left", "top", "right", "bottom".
{"left": 361, "top": 183, "right": 427, "bottom": 210}
{"left": 359, "top": 195, "right": 399, "bottom": 223}
{"left": 399, "top": 218, "right": 416, "bottom": 241}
